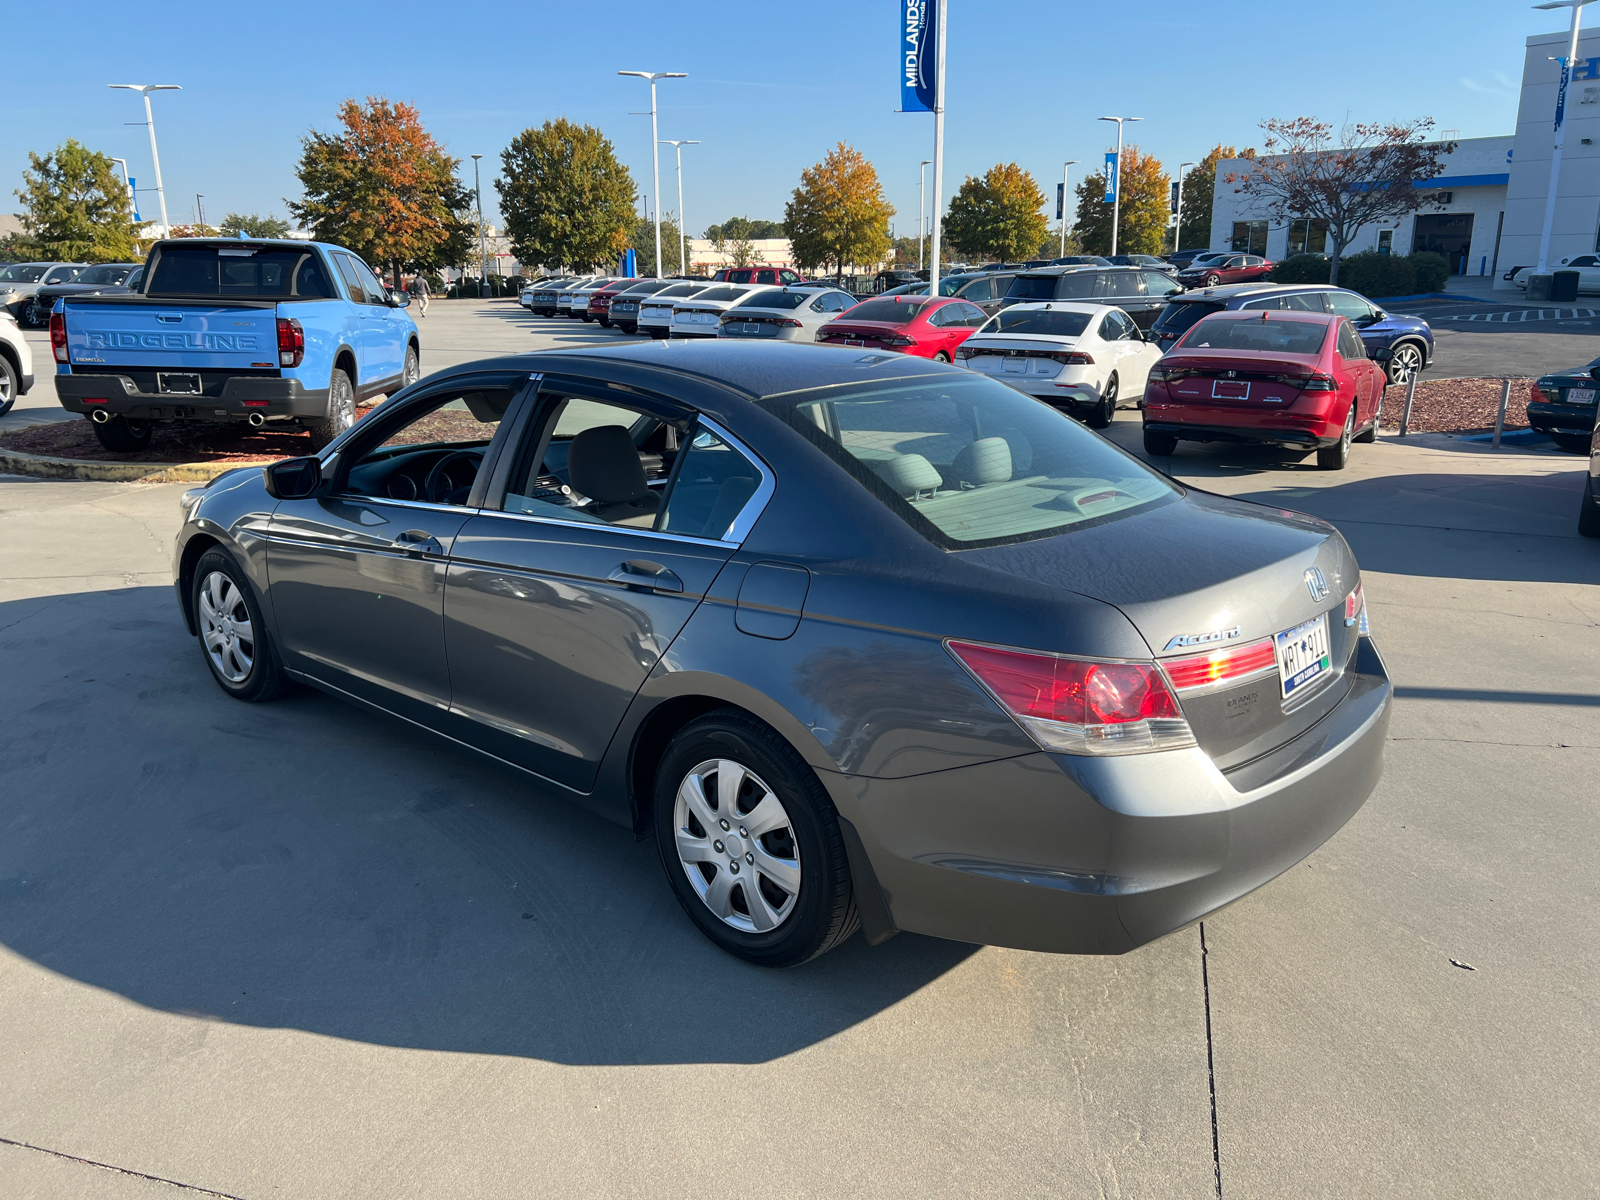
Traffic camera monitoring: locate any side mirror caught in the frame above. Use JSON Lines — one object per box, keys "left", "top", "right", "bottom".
{"left": 389, "top": 289, "right": 411, "bottom": 308}
{"left": 263, "top": 455, "right": 323, "bottom": 500}
{"left": 1372, "top": 346, "right": 1394, "bottom": 362}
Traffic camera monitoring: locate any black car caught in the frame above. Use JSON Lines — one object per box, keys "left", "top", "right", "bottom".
{"left": 1530, "top": 357, "right": 1600, "bottom": 453}
{"left": 998, "top": 265, "right": 1185, "bottom": 331}
{"left": 25, "top": 263, "right": 144, "bottom": 325}
{"left": 1166, "top": 249, "right": 1213, "bottom": 269}
{"left": 1050, "top": 255, "right": 1112, "bottom": 267}
{"left": 1107, "top": 254, "right": 1172, "bottom": 269}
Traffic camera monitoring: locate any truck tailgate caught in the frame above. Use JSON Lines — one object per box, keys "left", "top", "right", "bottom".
{"left": 64, "top": 301, "right": 279, "bottom": 372}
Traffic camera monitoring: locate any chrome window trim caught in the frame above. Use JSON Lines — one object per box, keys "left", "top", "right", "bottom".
{"left": 469, "top": 509, "right": 733, "bottom": 550}
{"left": 326, "top": 494, "right": 478, "bottom": 516}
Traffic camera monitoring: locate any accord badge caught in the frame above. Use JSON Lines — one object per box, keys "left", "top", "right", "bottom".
{"left": 1164, "top": 625, "right": 1241, "bottom": 651}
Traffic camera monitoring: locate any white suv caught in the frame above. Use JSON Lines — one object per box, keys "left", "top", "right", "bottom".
{"left": 0, "top": 307, "right": 36, "bottom": 417}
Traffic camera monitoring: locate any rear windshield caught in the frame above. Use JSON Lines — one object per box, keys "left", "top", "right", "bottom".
{"left": 744, "top": 289, "right": 812, "bottom": 309}
{"left": 147, "top": 246, "right": 334, "bottom": 298}
{"left": 684, "top": 285, "right": 750, "bottom": 304}
{"left": 617, "top": 280, "right": 670, "bottom": 295}
{"left": 1151, "top": 299, "right": 1222, "bottom": 335}
{"left": 841, "top": 298, "right": 929, "bottom": 322}
{"left": 761, "top": 375, "right": 1177, "bottom": 548}
{"left": 1008, "top": 273, "right": 1096, "bottom": 300}
{"left": 71, "top": 265, "right": 136, "bottom": 285}
{"left": 1180, "top": 315, "right": 1331, "bottom": 355}
{"left": 0, "top": 264, "right": 49, "bottom": 283}
{"left": 652, "top": 283, "right": 705, "bottom": 299}
{"left": 980, "top": 309, "right": 1093, "bottom": 337}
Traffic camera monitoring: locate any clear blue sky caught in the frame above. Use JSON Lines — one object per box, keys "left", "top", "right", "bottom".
{"left": 0, "top": 0, "right": 1572, "bottom": 239}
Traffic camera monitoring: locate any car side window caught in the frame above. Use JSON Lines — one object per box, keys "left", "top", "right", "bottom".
{"left": 341, "top": 388, "right": 513, "bottom": 505}
{"left": 657, "top": 427, "right": 762, "bottom": 541}
{"left": 1337, "top": 322, "right": 1366, "bottom": 360}
{"left": 333, "top": 254, "right": 374, "bottom": 304}
{"left": 1142, "top": 271, "right": 1181, "bottom": 297}
{"left": 1240, "top": 296, "right": 1282, "bottom": 311}
{"left": 779, "top": 270, "right": 800, "bottom": 284}
{"left": 1097, "top": 272, "right": 1144, "bottom": 298}
{"left": 956, "top": 302, "right": 987, "bottom": 326}
{"left": 756, "top": 269, "right": 778, "bottom": 284}
{"left": 1281, "top": 292, "right": 1325, "bottom": 312}
{"left": 1324, "top": 291, "right": 1373, "bottom": 323}
{"left": 961, "top": 277, "right": 993, "bottom": 302}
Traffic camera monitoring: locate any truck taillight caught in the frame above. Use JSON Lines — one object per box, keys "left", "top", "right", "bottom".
{"left": 50, "top": 312, "right": 67, "bottom": 362}
{"left": 276, "top": 317, "right": 304, "bottom": 368}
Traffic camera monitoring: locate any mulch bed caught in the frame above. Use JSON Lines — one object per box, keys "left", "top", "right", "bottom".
{"left": 0, "top": 403, "right": 381, "bottom": 464}
{"left": 1378, "top": 377, "right": 1532, "bottom": 435}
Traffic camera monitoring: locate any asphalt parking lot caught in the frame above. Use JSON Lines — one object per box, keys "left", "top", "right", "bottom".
{"left": 2, "top": 300, "right": 1597, "bottom": 1198}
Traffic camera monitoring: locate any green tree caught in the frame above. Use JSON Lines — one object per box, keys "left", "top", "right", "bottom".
{"left": 1176, "top": 145, "right": 1253, "bottom": 252}
{"left": 497, "top": 118, "right": 637, "bottom": 271}
{"left": 289, "top": 97, "right": 472, "bottom": 286}
{"left": 13, "top": 139, "right": 143, "bottom": 262}
{"left": 784, "top": 142, "right": 894, "bottom": 275}
{"left": 944, "top": 163, "right": 1049, "bottom": 263}
{"left": 704, "top": 216, "right": 786, "bottom": 241}
{"left": 220, "top": 212, "right": 291, "bottom": 238}
{"left": 631, "top": 213, "right": 688, "bottom": 276}
{"left": 1072, "top": 146, "right": 1169, "bottom": 256}
{"left": 889, "top": 234, "right": 924, "bottom": 268}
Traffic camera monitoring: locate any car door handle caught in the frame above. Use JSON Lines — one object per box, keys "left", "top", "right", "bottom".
{"left": 393, "top": 529, "right": 444, "bottom": 556}
{"left": 608, "top": 560, "right": 683, "bottom": 593}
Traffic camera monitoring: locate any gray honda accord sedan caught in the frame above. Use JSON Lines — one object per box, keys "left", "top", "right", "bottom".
{"left": 173, "top": 341, "right": 1391, "bottom": 966}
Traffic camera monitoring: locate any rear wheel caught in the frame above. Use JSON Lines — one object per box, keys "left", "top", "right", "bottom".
{"left": 934, "top": 351, "right": 952, "bottom": 363}
{"left": 654, "top": 710, "right": 858, "bottom": 967}
{"left": 1086, "top": 373, "right": 1118, "bottom": 429}
{"left": 1551, "top": 430, "right": 1593, "bottom": 454}
{"left": 192, "top": 549, "right": 288, "bottom": 702}
{"left": 1578, "top": 473, "right": 1600, "bottom": 538}
{"left": 1143, "top": 427, "right": 1178, "bottom": 456}
{"left": 1317, "top": 405, "right": 1355, "bottom": 470}
{"left": 0, "top": 354, "right": 17, "bottom": 417}
{"left": 401, "top": 346, "right": 420, "bottom": 391}
{"left": 307, "top": 368, "right": 355, "bottom": 450}
{"left": 91, "top": 414, "right": 154, "bottom": 453}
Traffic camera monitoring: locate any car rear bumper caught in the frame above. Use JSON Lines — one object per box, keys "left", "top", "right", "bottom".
{"left": 833, "top": 636, "right": 1391, "bottom": 954}
{"left": 1143, "top": 413, "right": 1342, "bottom": 449}
{"left": 1526, "top": 400, "right": 1598, "bottom": 433}
{"left": 56, "top": 372, "right": 329, "bottom": 420}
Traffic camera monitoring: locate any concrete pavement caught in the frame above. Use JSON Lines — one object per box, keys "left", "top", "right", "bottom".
{"left": 1, "top": 300, "right": 1595, "bottom": 1197}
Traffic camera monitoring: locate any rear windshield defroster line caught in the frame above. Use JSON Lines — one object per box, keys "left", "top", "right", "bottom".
{"left": 759, "top": 374, "right": 1179, "bottom": 551}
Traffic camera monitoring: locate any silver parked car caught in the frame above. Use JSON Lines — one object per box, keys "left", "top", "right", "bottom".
{"left": 0, "top": 262, "right": 88, "bottom": 326}
{"left": 717, "top": 286, "right": 859, "bottom": 341}
{"left": 637, "top": 281, "right": 714, "bottom": 339}
{"left": 173, "top": 341, "right": 1391, "bottom": 967}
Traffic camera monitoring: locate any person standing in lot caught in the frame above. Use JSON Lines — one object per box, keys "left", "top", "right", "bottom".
{"left": 408, "top": 273, "right": 430, "bottom": 317}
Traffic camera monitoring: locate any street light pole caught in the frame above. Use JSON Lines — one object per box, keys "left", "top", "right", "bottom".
{"left": 919, "top": 160, "right": 932, "bottom": 271}
{"left": 660, "top": 139, "right": 699, "bottom": 275}
{"left": 1060, "top": 161, "right": 1079, "bottom": 256}
{"left": 108, "top": 84, "right": 180, "bottom": 235}
{"left": 471, "top": 154, "right": 487, "bottom": 295}
{"left": 1097, "top": 115, "right": 1142, "bottom": 256}
{"left": 928, "top": 1, "right": 948, "bottom": 292}
{"left": 1534, "top": 0, "right": 1597, "bottom": 273}
{"left": 196, "top": 194, "right": 205, "bottom": 231}
{"left": 1174, "top": 161, "right": 1195, "bottom": 253}
{"left": 619, "top": 70, "right": 687, "bottom": 279}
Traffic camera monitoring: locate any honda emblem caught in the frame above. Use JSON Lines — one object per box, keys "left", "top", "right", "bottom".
{"left": 1304, "top": 566, "right": 1330, "bottom": 603}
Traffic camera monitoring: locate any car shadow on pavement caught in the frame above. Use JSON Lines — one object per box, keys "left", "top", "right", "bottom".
{"left": 0, "top": 586, "right": 977, "bottom": 1066}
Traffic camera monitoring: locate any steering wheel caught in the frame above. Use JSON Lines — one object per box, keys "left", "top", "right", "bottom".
{"left": 424, "top": 450, "right": 485, "bottom": 505}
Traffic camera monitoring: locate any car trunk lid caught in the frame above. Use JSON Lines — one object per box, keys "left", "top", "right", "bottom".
{"left": 61, "top": 298, "right": 280, "bottom": 372}
{"left": 1158, "top": 348, "right": 1325, "bottom": 408}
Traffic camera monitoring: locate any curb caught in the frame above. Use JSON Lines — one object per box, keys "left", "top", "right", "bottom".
{"left": 0, "top": 447, "right": 276, "bottom": 483}
{"left": 1371, "top": 292, "right": 1497, "bottom": 304}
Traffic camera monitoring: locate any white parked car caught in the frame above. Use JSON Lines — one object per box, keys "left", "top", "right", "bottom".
{"left": 668, "top": 283, "right": 763, "bottom": 338}
{"left": 715, "top": 286, "right": 859, "bottom": 342}
{"left": 636, "top": 281, "right": 715, "bottom": 339}
{"left": 555, "top": 277, "right": 601, "bottom": 317}
{"left": 955, "top": 301, "right": 1164, "bottom": 428}
{"left": 1511, "top": 255, "right": 1600, "bottom": 293}
{"left": 0, "top": 307, "right": 36, "bottom": 417}
{"left": 0, "top": 262, "right": 87, "bottom": 326}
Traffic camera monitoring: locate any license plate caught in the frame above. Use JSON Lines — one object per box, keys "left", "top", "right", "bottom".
{"left": 742, "top": 324, "right": 759, "bottom": 333}
{"left": 157, "top": 373, "right": 202, "bottom": 395}
{"left": 1002, "top": 358, "right": 1026, "bottom": 373}
{"left": 1212, "top": 379, "right": 1250, "bottom": 400}
{"left": 1275, "top": 612, "right": 1331, "bottom": 700}
{"left": 1565, "top": 387, "right": 1595, "bottom": 403}
{"left": 845, "top": 339, "right": 866, "bottom": 347}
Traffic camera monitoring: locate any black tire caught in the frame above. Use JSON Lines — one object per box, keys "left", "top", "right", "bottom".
{"left": 1354, "top": 388, "right": 1382, "bottom": 443}
{"left": 1204, "top": 273, "right": 1221, "bottom": 287}
{"left": 1086, "top": 373, "right": 1118, "bottom": 429}
{"left": 1579, "top": 473, "right": 1600, "bottom": 538}
{"left": 1385, "top": 340, "right": 1425, "bottom": 387}
{"left": 191, "top": 549, "right": 289, "bottom": 702}
{"left": 1551, "top": 430, "right": 1593, "bottom": 454}
{"left": 1317, "top": 404, "right": 1355, "bottom": 470}
{"left": 307, "top": 367, "right": 355, "bottom": 450}
{"left": 582, "top": 313, "right": 594, "bottom": 323}
{"left": 0, "top": 353, "right": 17, "bottom": 417}
{"left": 91, "top": 414, "right": 154, "bottom": 453}
{"left": 934, "top": 350, "right": 952, "bottom": 363}
{"left": 400, "top": 345, "right": 420, "bottom": 392}
{"left": 21, "top": 301, "right": 48, "bottom": 330}
{"left": 653, "top": 710, "right": 858, "bottom": 967}
{"left": 1143, "top": 427, "right": 1179, "bottom": 456}
{"left": 599, "top": 317, "right": 612, "bottom": 328}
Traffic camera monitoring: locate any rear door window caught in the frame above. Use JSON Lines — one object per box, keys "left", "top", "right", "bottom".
{"left": 1096, "top": 271, "right": 1145, "bottom": 298}
{"left": 960, "top": 277, "right": 994, "bottom": 302}
{"left": 1240, "top": 296, "right": 1283, "bottom": 311}
{"left": 1151, "top": 300, "right": 1221, "bottom": 337}
{"left": 1281, "top": 292, "right": 1326, "bottom": 312}
{"left": 755, "top": 269, "right": 779, "bottom": 284}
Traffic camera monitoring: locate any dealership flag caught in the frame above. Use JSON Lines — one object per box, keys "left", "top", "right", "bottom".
{"left": 1056, "top": 182, "right": 1064, "bottom": 221}
{"left": 901, "top": 0, "right": 938, "bottom": 112}
{"left": 1104, "top": 152, "right": 1118, "bottom": 203}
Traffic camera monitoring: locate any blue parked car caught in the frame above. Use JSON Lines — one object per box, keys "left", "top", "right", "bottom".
{"left": 53, "top": 238, "right": 421, "bottom": 452}
{"left": 1147, "top": 282, "right": 1434, "bottom": 386}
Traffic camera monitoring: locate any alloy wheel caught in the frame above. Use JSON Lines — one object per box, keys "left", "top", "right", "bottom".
{"left": 672, "top": 758, "right": 801, "bottom": 933}
{"left": 198, "top": 570, "right": 255, "bottom": 684}
{"left": 330, "top": 373, "right": 354, "bottom": 432}
{"left": 1387, "top": 342, "right": 1423, "bottom": 386}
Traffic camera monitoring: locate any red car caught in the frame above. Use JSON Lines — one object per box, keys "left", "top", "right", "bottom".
{"left": 1177, "top": 253, "right": 1274, "bottom": 289}
{"left": 815, "top": 295, "right": 988, "bottom": 361}
{"left": 713, "top": 266, "right": 806, "bottom": 285}
{"left": 586, "top": 280, "right": 638, "bottom": 327}
{"left": 1141, "top": 310, "right": 1389, "bottom": 470}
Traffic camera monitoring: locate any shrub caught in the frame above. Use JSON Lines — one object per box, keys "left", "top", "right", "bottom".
{"left": 1335, "top": 251, "right": 1415, "bottom": 300}
{"left": 1410, "top": 251, "right": 1451, "bottom": 293}
{"left": 1269, "top": 254, "right": 1330, "bottom": 284}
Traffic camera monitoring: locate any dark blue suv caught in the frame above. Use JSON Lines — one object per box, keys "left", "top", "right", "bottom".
{"left": 1148, "top": 282, "right": 1434, "bottom": 386}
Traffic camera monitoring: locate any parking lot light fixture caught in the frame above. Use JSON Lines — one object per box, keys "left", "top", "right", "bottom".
{"left": 1533, "top": 0, "right": 1598, "bottom": 273}
{"left": 1097, "top": 116, "right": 1142, "bottom": 256}
{"left": 1060, "top": 161, "right": 1079, "bottom": 256}
{"left": 660, "top": 139, "right": 699, "bottom": 275}
{"left": 108, "top": 84, "right": 180, "bottom": 235}
{"left": 619, "top": 71, "right": 688, "bottom": 279}
{"left": 1174, "top": 161, "right": 1195, "bottom": 252}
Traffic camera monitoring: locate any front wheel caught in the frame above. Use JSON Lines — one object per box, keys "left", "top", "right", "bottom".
{"left": 0, "top": 353, "right": 17, "bottom": 416}
{"left": 1205, "top": 273, "right": 1221, "bottom": 287}
{"left": 1385, "top": 341, "right": 1425, "bottom": 387}
{"left": 1578, "top": 473, "right": 1600, "bottom": 537}
{"left": 654, "top": 710, "right": 858, "bottom": 967}
{"left": 1317, "top": 405, "right": 1355, "bottom": 470}
{"left": 192, "top": 549, "right": 289, "bottom": 702}
{"left": 1551, "top": 430, "right": 1593, "bottom": 454}
{"left": 91, "top": 414, "right": 154, "bottom": 453}
{"left": 307, "top": 368, "right": 355, "bottom": 450}
{"left": 400, "top": 346, "right": 420, "bottom": 391}
{"left": 1086, "top": 373, "right": 1118, "bottom": 429}
{"left": 1143, "top": 428, "right": 1178, "bottom": 456}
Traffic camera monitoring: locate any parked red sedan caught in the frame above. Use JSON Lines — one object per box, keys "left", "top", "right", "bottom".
{"left": 815, "top": 295, "right": 988, "bottom": 361}
{"left": 586, "top": 280, "right": 638, "bottom": 327}
{"left": 1141, "top": 310, "right": 1389, "bottom": 470}
{"left": 1176, "top": 253, "right": 1274, "bottom": 289}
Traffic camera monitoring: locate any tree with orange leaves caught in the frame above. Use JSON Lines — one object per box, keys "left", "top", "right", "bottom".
{"left": 289, "top": 97, "right": 472, "bottom": 286}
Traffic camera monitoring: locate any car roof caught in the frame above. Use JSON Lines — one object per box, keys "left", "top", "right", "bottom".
{"left": 1193, "top": 309, "right": 1336, "bottom": 325}
{"left": 1170, "top": 283, "right": 1334, "bottom": 302}
{"left": 995, "top": 301, "right": 1116, "bottom": 315}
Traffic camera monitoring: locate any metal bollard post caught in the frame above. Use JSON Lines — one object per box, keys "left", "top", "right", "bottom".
{"left": 1398, "top": 373, "right": 1419, "bottom": 437}
{"left": 1492, "top": 378, "right": 1511, "bottom": 448}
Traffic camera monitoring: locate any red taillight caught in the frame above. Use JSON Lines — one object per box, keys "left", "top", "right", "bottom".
{"left": 1162, "top": 639, "right": 1277, "bottom": 691}
{"left": 50, "top": 312, "right": 67, "bottom": 362}
{"left": 1301, "top": 373, "right": 1338, "bottom": 392}
{"left": 276, "top": 317, "right": 304, "bottom": 368}
{"left": 1061, "top": 351, "right": 1094, "bottom": 365}
{"left": 775, "top": 318, "right": 802, "bottom": 327}
{"left": 947, "top": 640, "right": 1194, "bottom": 756}
{"left": 883, "top": 334, "right": 917, "bottom": 347}
{"left": 1530, "top": 382, "right": 1548, "bottom": 404}
{"left": 1346, "top": 582, "right": 1369, "bottom": 634}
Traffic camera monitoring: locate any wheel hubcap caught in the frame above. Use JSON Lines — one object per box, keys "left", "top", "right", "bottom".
{"left": 672, "top": 758, "right": 800, "bottom": 933}
{"left": 198, "top": 571, "right": 255, "bottom": 683}
{"left": 1391, "top": 345, "right": 1421, "bottom": 384}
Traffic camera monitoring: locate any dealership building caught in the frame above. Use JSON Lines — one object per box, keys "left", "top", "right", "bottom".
{"left": 1207, "top": 26, "right": 1600, "bottom": 288}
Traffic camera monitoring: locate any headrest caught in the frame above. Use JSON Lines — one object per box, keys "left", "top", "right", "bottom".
{"left": 953, "top": 437, "right": 1012, "bottom": 485}
{"left": 870, "top": 452, "right": 943, "bottom": 499}
{"left": 569, "top": 424, "right": 650, "bottom": 505}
